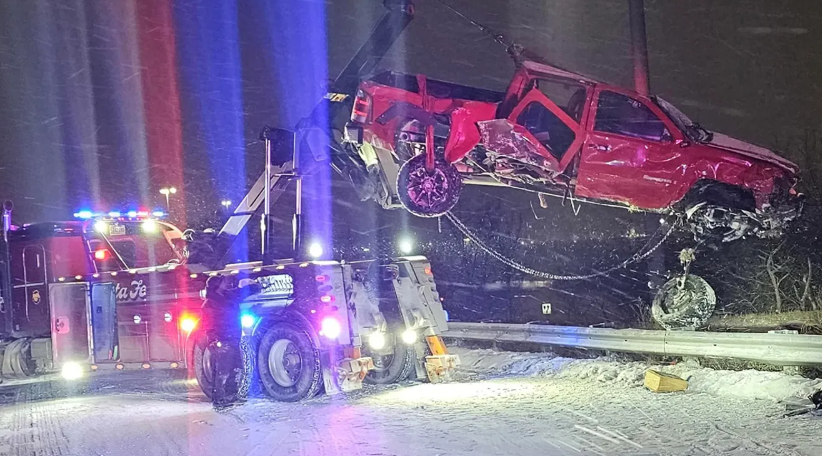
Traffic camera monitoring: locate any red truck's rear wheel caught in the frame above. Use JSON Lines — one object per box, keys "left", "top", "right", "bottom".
{"left": 397, "top": 154, "right": 462, "bottom": 217}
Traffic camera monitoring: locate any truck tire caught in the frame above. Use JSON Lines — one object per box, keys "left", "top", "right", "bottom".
{"left": 257, "top": 323, "right": 322, "bottom": 402}
{"left": 652, "top": 274, "right": 716, "bottom": 330}
{"left": 0, "top": 339, "right": 35, "bottom": 378}
{"left": 193, "top": 335, "right": 214, "bottom": 399}
{"left": 397, "top": 154, "right": 462, "bottom": 217}
{"left": 364, "top": 334, "right": 414, "bottom": 385}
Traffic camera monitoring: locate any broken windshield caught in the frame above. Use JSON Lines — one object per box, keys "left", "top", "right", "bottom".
{"left": 654, "top": 97, "right": 713, "bottom": 143}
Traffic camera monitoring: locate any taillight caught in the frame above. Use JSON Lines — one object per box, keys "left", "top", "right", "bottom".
{"left": 351, "top": 89, "right": 372, "bottom": 123}
{"left": 94, "top": 249, "right": 110, "bottom": 261}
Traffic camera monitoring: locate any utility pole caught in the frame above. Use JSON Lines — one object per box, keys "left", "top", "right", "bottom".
{"left": 628, "top": 0, "right": 667, "bottom": 296}
{"left": 628, "top": 0, "right": 650, "bottom": 96}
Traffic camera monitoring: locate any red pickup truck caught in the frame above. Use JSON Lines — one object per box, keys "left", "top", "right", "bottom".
{"left": 343, "top": 60, "right": 801, "bottom": 241}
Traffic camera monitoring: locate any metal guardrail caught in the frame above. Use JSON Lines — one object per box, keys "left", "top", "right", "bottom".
{"left": 444, "top": 322, "right": 822, "bottom": 366}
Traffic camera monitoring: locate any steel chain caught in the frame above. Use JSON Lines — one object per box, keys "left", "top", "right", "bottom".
{"left": 444, "top": 212, "right": 677, "bottom": 281}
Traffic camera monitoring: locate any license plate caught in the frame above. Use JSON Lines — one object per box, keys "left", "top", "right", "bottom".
{"left": 109, "top": 224, "right": 126, "bottom": 236}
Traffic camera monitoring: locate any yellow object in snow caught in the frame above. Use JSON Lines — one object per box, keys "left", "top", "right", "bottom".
{"left": 644, "top": 369, "right": 689, "bottom": 392}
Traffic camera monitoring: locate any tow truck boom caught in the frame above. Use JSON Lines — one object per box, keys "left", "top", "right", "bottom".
{"left": 187, "top": 0, "right": 415, "bottom": 269}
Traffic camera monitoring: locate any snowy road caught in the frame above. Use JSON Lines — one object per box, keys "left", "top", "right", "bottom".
{"left": 2, "top": 349, "right": 822, "bottom": 456}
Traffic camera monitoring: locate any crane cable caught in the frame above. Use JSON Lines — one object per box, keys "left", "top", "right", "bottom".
{"left": 432, "top": 0, "right": 510, "bottom": 49}
{"left": 445, "top": 211, "right": 677, "bottom": 281}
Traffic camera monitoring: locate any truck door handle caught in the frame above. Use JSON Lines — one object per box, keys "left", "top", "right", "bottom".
{"left": 588, "top": 143, "right": 611, "bottom": 152}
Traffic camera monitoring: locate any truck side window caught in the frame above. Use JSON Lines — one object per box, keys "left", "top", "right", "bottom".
{"left": 535, "top": 79, "right": 586, "bottom": 123}
{"left": 594, "top": 91, "right": 669, "bottom": 141}
{"left": 516, "top": 102, "right": 576, "bottom": 160}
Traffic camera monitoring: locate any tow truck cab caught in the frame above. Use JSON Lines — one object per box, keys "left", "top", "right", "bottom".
{"left": 0, "top": 215, "right": 194, "bottom": 378}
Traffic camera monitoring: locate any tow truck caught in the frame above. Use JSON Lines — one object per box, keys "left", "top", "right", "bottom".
{"left": 0, "top": 207, "right": 201, "bottom": 378}
{"left": 0, "top": 0, "right": 459, "bottom": 401}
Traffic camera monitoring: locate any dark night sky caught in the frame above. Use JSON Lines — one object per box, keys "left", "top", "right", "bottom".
{"left": 0, "top": 0, "right": 820, "bottom": 224}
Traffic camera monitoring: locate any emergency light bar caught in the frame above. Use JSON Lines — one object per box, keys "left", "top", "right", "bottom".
{"left": 73, "top": 210, "right": 166, "bottom": 220}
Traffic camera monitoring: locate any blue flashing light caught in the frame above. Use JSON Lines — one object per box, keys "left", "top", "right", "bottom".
{"left": 240, "top": 313, "right": 256, "bottom": 329}
{"left": 152, "top": 211, "right": 165, "bottom": 218}
{"left": 108, "top": 211, "right": 121, "bottom": 218}
{"left": 127, "top": 211, "right": 138, "bottom": 218}
{"left": 74, "top": 210, "right": 94, "bottom": 219}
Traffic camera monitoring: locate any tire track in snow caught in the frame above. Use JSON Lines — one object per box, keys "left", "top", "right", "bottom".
{"left": 3, "top": 383, "right": 69, "bottom": 456}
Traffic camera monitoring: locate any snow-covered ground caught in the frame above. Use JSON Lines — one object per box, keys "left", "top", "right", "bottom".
{"left": 2, "top": 348, "right": 822, "bottom": 456}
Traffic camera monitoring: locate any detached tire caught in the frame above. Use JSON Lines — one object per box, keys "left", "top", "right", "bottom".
{"left": 364, "top": 334, "right": 415, "bottom": 385}
{"left": 193, "top": 335, "right": 214, "bottom": 399}
{"left": 652, "top": 274, "right": 716, "bottom": 330}
{"left": 397, "top": 154, "right": 462, "bottom": 217}
{"left": 257, "top": 323, "right": 322, "bottom": 402}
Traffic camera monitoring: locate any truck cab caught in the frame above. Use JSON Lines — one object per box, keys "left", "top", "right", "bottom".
{"left": 0, "top": 213, "right": 191, "bottom": 378}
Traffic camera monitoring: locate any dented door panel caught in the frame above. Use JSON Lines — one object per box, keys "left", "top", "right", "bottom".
{"left": 576, "top": 132, "right": 685, "bottom": 209}
{"left": 576, "top": 87, "right": 689, "bottom": 208}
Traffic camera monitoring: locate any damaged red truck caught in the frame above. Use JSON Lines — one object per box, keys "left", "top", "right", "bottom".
{"left": 344, "top": 60, "right": 802, "bottom": 242}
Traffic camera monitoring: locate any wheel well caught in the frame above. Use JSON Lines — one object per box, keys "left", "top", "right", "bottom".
{"left": 681, "top": 180, "right": 756, "bottom": 211}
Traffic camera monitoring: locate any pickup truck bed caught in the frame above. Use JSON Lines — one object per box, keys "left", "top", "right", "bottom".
{"left": 369, "top": 71, "right": 505, "bottom": 104}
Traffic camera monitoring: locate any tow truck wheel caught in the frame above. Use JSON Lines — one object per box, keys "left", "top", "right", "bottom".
{"left": 364, "top": 334, "right": 414, "bottom": 385}
{"left": 397, "top": 153, "right": 462, "bottom": 217}
{"left": 257, "top": 323, "right": 321, "bottom": 402}
{"left": 193, "top": 335, "right": 214, "bottom": 399}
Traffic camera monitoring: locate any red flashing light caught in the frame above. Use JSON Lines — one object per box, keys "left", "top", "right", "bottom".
{"left": 137, "top": 211, "right": 149, "bottom": 217}
{"left": 315, "top": 274, "right": 328, "bottom": 282}
{"left": 94, "top": 249, "right": 110, "bottom": 261}
{"left": 320, "top": 295, "right": 335, "bottom": 304}
{"left": 424, "top": 267, "right": 432, "bottom": 275}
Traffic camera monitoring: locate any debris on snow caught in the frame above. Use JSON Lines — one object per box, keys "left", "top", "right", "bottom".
{"left": 643, "top": 369, "right": 689, "bottom": 393}
{"left": 453, "top": 347, "right": 822, "bottom": 404}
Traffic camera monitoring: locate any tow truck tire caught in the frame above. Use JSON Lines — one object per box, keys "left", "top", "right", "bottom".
{"left": 397, "top": 154, "right": 462, "bottom": 217}
{"left": 257, "top": 323, "right": 322, "bottom": 402}
{"left": 364, "top": 335, "right": 415, "bottom": 385}
{"left": 193, "top": 335, "right": 214, "bottom": 400}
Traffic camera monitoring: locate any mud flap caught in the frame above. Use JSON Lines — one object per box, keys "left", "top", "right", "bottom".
{"left": 321, "top": 354, "right": 374, "bottom": 395}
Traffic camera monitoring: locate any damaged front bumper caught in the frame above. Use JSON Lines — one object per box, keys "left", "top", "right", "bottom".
{"left": 685, "top": 193, "right": 804, "bottom": 243}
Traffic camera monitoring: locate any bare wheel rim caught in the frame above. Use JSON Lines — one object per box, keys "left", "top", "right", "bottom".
{"left": 268, "top": 339, "right": 302, "bottom": 388}
{"left": 407, "top": 166, "right": 450, "bottom": 209}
